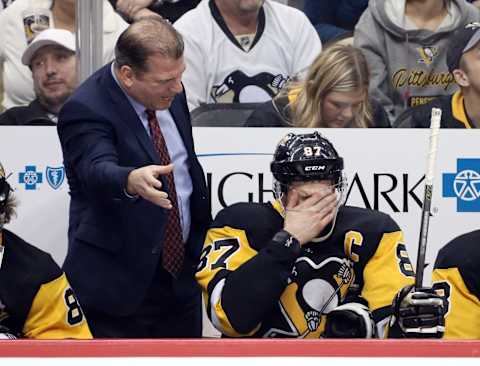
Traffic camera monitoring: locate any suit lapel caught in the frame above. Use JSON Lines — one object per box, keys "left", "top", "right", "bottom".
{"left": 169, "top": 93, "right": 194, "bottom": 154}
{"left": 101, "top": 64, "right": 160, "bottom": 164}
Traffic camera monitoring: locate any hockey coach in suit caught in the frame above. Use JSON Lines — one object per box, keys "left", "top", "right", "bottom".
{"left": 57, "top": 17, "right": 211, "bottom": 338}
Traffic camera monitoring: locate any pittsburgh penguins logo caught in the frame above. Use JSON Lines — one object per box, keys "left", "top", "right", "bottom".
{"left": 210, "top": 70, "right": 288, "bottom": 104}
{"left": 263, "top": 256, "right": 354, "bottom": 338}
{"left": 417, "top": 46, "right": 438, "bottom": 65}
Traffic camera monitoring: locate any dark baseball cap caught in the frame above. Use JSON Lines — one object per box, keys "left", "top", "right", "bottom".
{"left": 447, "top": 22, "right": 480, "bottom": 72}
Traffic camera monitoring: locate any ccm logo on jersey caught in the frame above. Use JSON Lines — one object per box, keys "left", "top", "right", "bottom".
{"left": 305, "top": 165, "right": 326, "bottom": 171}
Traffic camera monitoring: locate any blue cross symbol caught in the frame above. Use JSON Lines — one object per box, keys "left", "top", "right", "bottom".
{"left": 19, "top": 165, "right": 43, "bottom": 190}
{"left": 443, "top": 159, "right": 480, "bottom": 212}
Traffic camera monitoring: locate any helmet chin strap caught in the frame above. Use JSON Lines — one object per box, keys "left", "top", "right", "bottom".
{"left": 0, "top": 214, "right": 5, "bottom": 231}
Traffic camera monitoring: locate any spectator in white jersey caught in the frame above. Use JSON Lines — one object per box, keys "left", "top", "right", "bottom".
{"left": 174, "top": 0, "right": 321, "bottom": 112}
{"left": 0, "top": 0, "right": 14, "bottom": 12}
{"left": 109, "top": 0, "right": 201, "bottom": 24}
{"left": 0, "top": 0, "right": 128, "bottom": 109}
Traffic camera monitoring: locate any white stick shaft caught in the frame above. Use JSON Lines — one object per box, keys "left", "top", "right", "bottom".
{"left": 425, "top": 108, "right": 441, "bottom": 185}
{"left": 415, "top": 108, "right": 441, "bottom": 289}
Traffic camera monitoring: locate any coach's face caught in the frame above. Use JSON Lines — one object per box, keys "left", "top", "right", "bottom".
{"left": 120, "top": 54, "right": 185, "bottom": 110}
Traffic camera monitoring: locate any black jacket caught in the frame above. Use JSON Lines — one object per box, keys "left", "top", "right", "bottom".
{"left": 0, "top": 99, "right": 56, "bottom": 126}
{"left": 394, "top": 92, "right": 477, "bottom": 128}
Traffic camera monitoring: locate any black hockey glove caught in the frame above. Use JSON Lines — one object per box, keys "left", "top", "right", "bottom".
{"left": 323, "top": 302, "right": 375, "bottom": 338}
{"left": 389, "top": 285, "right": 445, "bottom": 338}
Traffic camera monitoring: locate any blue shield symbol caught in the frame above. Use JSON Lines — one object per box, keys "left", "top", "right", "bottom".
{"left": 46, "top": 166, "right": 65, "bottom": 190}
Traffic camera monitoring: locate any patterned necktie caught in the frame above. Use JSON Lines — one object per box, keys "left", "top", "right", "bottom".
{"left": 146, "top": 109, "right": 184, "bottom": 277}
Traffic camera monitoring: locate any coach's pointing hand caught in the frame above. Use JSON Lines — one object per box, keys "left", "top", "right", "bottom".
{"left": 126, "top": 164, "right": 174, "bottom": 209}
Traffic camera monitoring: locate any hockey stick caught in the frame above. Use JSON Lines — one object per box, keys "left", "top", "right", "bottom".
{"left": 415, "top": 108, "right": 442, "bottom": 290}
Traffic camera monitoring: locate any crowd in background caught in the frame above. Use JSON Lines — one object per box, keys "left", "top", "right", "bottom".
{"left": 1, "top": 0, "right": 480, "bottom": 128}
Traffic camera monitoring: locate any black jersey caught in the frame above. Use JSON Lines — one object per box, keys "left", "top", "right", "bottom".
{"left": 0, "top": 229, "right": 91, "bottom": 338}
{"left": 432, "top": 230, "right": 480, "bottom": 339}
{"left": 196, "top": 201, "right": 414, "bottom": 338}
{"left": 395, "top": 91, "right": 477, "bottom": 128}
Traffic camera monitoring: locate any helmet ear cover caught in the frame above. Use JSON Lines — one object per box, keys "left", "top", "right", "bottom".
{"left": 270, "top": 157, "right": 344, "bottom": 185}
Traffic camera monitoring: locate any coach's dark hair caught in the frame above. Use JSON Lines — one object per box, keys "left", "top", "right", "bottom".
{"left": 115, "top": 16, "right": 184, "bottom": 74}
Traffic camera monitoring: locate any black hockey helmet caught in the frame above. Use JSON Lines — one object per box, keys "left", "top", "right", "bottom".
{"left": 0, "top": 162, "right": 11, "bottom": 215}
{"left": 270, "top": 132, "right": 344, "bottom": 186}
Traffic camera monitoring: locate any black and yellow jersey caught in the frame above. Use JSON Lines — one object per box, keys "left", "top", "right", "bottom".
{"left": 0, "top": 229, "right": 92, "bottom": 339}
{"left": 196, "top": 201, "right": 414, "bottom": 338}
{"left": 395, "top": 91, "right": 477, "bottom": 128}
{"left": 432, "top": 230, "right": 480, "bottom": 339}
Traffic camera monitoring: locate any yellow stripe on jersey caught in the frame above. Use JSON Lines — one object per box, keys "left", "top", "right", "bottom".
{"left": 361, "top": 231, "right": 414, "bottom": 312}
{"left": 210, "top": 278, "right": 260, "bottom": 337}
{"left": 271, "top": 199, "right": 285, "bottom": 217}
{"left": 196, "top": 226, "right": 259, "bottom": 336}
{"left": 279, "top": 282, "right": 325, "bottom": 338}
{"left": 451, "top": 90, "right": 472, "bottom": 129}
{"left": 433, "top": 268, "right": 480, "bottom": 339}
{"left": 196, "top": 226, "right": 258, "bottom": 290}
{"left": 23, "top": 273, "right": 92, "bottom": 339}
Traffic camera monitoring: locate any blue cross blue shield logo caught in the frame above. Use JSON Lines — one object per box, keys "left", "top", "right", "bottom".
{"left": 443, "top": 159, "right": 480, "bottom": 212}
{"left": 46, "top": 166, "right": 65, "bottom": 190}
{"left": 19, "top": 165, "right": 43, "bottom": 190}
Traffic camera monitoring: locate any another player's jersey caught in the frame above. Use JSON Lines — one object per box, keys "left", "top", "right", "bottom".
{"left": 0, "top": 229, "right": 92, "bottom": 339}
{"left": 196, "top": 201, "right": 414, "bottom": 338}
{"left": 432, "top": 230, "right": 480, "bottom": 339}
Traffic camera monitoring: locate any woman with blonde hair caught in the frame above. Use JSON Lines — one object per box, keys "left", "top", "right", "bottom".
{"left": 245, "top": 43, "right": 390, "bottom": 128}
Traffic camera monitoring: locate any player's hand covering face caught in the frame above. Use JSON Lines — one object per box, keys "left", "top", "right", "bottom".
{"left": 283, "top": 180, "right": 338, "bottom": 245}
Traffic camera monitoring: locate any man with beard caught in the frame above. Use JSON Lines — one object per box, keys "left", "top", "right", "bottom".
{"left": 0, "top": 28, "right": 76, "bottom": 125}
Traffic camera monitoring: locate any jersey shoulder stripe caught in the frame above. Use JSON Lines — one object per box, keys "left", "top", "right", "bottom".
{"left": 338, "top": 206, "right": 400, "bottom": 233}
{"left": 212, "top": 202, "right": 283, "bottom": 252}
{"left": 1, "top": 230, "right": 62, "bottom": 330}
{"left": 434, "top": 230, "right": 480, "bottom": 300}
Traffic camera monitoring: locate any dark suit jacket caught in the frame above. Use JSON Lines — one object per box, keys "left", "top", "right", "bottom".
{"left": 57, "top": 63, "right": 211, "bottom": 316}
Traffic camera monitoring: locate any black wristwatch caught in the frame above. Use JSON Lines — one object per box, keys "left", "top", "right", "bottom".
{"left": 271, "top": 230, "right": 301, "bottom": 256}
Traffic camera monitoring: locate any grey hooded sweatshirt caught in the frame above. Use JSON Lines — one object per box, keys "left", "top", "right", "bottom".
{"left": 354, "top": 0, "right": 479, "bottom": 124}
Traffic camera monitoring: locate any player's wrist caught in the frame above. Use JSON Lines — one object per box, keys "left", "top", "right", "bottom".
{"left": 271, "top": 229, "right": 301, "bottom": 256}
